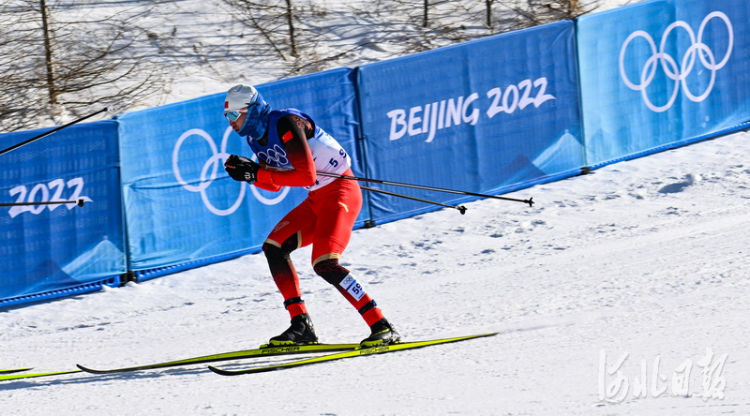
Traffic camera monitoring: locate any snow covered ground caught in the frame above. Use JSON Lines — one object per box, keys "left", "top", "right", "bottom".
{"left": 2, "top": 128, "right": 748, "bottom": 415}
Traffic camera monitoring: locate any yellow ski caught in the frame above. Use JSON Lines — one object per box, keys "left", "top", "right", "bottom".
{"left": 208, "top": 332, "right": 498, "bottom": 375}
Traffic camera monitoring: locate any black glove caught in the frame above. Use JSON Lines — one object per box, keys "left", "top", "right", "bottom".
{"left": 224, "top": 154, "right": 260, "bottom": 183}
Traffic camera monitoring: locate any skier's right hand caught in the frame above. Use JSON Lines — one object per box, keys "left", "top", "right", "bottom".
{"left": 224, "top": 154, "right": 259, "bottom": 183}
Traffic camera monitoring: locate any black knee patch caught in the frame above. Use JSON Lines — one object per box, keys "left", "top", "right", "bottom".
{"left": 262, "top": 235, "right": 299, "bottom": 263}
{"left": 262, "top": 242, "right": 284, "bottom": 263}
{"left": 313, "top": 258, "right": 350, "bottom": 286}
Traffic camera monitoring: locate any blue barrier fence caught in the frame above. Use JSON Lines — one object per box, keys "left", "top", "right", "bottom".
{"left": 357, "top": 20, "right": 584, "bottom": 223}
{"left": 577, "top": 0, "right": 750, "bottom": 166}
{"left": 0, "top": 121, "right": 126, "bottom": 307}
{"left": 2, "top": 0, "right": 748, "bottom": 307}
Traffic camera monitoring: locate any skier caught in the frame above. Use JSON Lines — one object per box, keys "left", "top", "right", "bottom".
{"left": 221, "top": 84, "right": 400, "bottom": 347}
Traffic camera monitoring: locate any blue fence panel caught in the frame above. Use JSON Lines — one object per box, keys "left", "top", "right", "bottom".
{"left": 356, "top": 20, "right": 584, "bottom": 223}
{"left": 118, "top": 68, "right": 363, "bottom": 273}
{"left": 0, "top": 121, "right": 126, "bottom": 305}
{"left": 578, "top": 0, "right": 750, "bottom": 166}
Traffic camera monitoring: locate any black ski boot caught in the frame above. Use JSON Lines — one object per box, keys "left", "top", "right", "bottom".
{"left": 361, "top": 318, "right": 401, "bottom": 347}
{"left": 269, "top": 313, "right": 319, "bottom": 346}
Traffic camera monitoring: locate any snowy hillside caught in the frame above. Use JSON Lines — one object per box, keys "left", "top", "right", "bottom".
{"left": 24, "top": 0, "right": 634, "bottom": 114}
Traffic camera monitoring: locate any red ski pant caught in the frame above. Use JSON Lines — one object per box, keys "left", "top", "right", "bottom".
{"left": 263, "top": 170, "right": 384, "bottom": 325}
{"left": 265, "top": 170, "right": 362, "bottom": 264}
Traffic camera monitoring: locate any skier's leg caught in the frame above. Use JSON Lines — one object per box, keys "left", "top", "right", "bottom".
{"left": 310, "top": 179, "right": 400, "bottom": 345}
{"left": 264, "top": 200, "right": 317, "bottom": 345}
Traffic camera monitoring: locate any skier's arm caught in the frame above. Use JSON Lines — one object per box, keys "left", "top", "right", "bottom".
{"left": 253, "top": 175, "right": 282, "bottom": 192}
{"left": 256, "top": 114, "right": 317, "bottom": 188}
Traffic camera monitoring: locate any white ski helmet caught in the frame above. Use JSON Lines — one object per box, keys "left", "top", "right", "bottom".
{"left": 224, "top": 84, "right": 259, "bottom": 114}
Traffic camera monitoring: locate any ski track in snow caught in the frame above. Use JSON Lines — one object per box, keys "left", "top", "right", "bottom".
{"left": 1, "top": 131, "right": 748, "bottom": 415}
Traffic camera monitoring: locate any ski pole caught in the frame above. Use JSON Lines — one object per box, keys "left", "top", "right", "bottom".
{"left": 0, "top": 199, "right": 85, "bottom": 207}
{"left": 318, "top": 171, "right": 534, "bottom": 207}
{"left": 0, "top": 107, "right": 109, "bottom": 157}
{"left": 360, "top": 185, "right": 467, "bottom": 215}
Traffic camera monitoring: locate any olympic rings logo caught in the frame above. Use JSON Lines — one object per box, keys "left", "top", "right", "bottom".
{"left": 619, "top": 11, "right": 733, "bottom": 113}
{"left": 172, "top": 127, "right": 289, "bottom": 216}
{"left": 258, "top": 144, "right": 289, "bottom": 167}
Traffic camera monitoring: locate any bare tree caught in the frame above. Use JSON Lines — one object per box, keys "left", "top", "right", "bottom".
{"left": 0, "top": 3, "right": 42, "bottom": 128}
{"left": 0, "top": 0, "right": 611, "bottom": 132}
{"left": 221, "top": 0, "right": 364, "bottom": 75}
{"left": 509, "top": 0, "right": 600, "bottom": 27}
{"left": 423, "top": 0, "right": 429, "bottom": 27}
{"left": 486, "top": 0, "right": 494, "bottom": 28}
{"left": 483, "top": 0, "right": 528, "bottom": 30}
{"left": 221, "top": 0, "right": 303, "bottom": 63}
{"left": 215, "top": 0, "right": 605, "bottom": 80}
{"left": 352, "top": 0, "right": 489, "bottom": 53}
{"left": 0, "top": 0, "right": 168, "bottom": 132}
{"left": 285, "top": 0, "right": 298, "bottom": 57}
